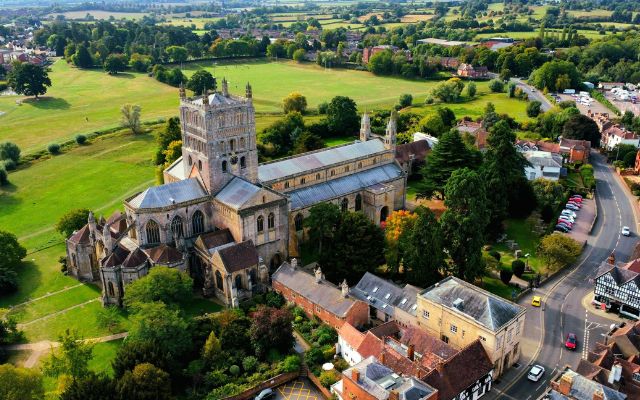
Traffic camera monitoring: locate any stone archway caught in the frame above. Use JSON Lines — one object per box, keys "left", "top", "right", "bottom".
{"left": 270, "top": 253, "right": 282, "bottom": 272}
{"left": 380, "top": 206, "right": 389, "bottom": 224}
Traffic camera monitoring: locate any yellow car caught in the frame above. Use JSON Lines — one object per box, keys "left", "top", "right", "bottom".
{"left": 532, "top": 296, "right": 542, "bottom": 307}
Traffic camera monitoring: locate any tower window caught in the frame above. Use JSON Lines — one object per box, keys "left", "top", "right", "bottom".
{"left": 198, "top": 160, "right": 202, "bottom": 171}
{"left": 257, "top": 216, "right": 264, "bottom": 233}
{"left": 171, "top": 216, "right": 184, "bottom": 240}
{"left": 300, "top": 177, "right": 305, "bottom": 184}
{"left": 295, "top": 213, "right": 304, "bottom": 231}
{"left": 330, "top": 170, "right": 335, "bottom": 177}
{"left": 284, "top": 181, "right": 290, "bottom": 189}
{"left": 316, "top": 173, "right": 321, "bottom": 180}
{"left": 344, "top": 166, "right": 349, "bottom": 173}
{"left": 358, "top": 162, "right": 362, "bottom": 168}
{"left": 222, "top": 160, "right": 227, "bottom": 172}
{"left": 145, "top": 220, "right": 160, "bottom": 244}
{"left": 188, "top": 155, "right": 192, "bottom": 166}
{"left": 192, "top": 210, "right": 205, "bottom": 235}
{"left": 240, "top": 156, "right": 246, "bottom": 169}
{"left": 230, "top": 139, "right": 235, "bottom": 152}
{"left": 341, "top": 198, "right": 348, "bottom": 212}
{"left": 268, "top": 213, "right": 275, "bottom": 229}
{"left": 240, "top": 137, "right": 246, "bottom": 149}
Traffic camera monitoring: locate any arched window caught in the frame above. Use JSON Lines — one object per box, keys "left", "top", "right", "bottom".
{"left": 188, "top": 155, "right": 193, "bottom": 166}
{"left": 171, "top": 216, "right": 184, "bottom": 239}
{"left": 257, "top": 216, "right": 264, "bottom": 233}
{"left": 295, "top": 214, "right": 304, "bottom": 231}
{"left": 235, "top": 275, "right": 243, "bottom": 290}
{"left": 300, "top": 177, "right": 306, "bottom": 184}
{"left": 108, "top": 281, "right": 115, "bottom": 296}
{"left": 268, "top": 213, "right": 275, "bottom": 229}
{"left": 330, "top": 170, "right": 335, "bottom": 177}
{"left": 192, "top": 210, "right": 205, "bottom": 235}
{"left": 284, "top": 181, "right": 290, "bottom": 189}
{"left": 230, "top": 139, "right": 235, "bottom": 151}
{"left": 222, "top": 160, "right": 227, "bottom": 172}
{"left": 240, "top": 137, "right": 246, "bottom": 149}
{"left": 240, "top": 156, "right": 246, "bottom": 169}
{"left": 215, "top": 270, "right": 223, "bottom": 291}
{"left": 380, "top": 206, "right": 389, "bottom": 223}
{"left": 345, "top": 166, "right": 349, "bottom": 172}
{"left": 341, "top": 198, "right": 349, "bottom": 212}
{"left": 198, "top": 160, "right": 202, "bottom": 171}
{"left": 146, "top": 220, "right": 160, "bottom": 244}
{"left": 316, "top": 173, "right": 321, "bottom": 180}
{"left": 358, "top": 162, "right": 362, "bottom": 168}
{"left": 355, "top": 194, "right": 362, "bottom": 212}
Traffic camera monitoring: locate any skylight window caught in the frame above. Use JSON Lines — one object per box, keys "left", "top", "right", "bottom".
{"left": 373, "top": 287, "right": 378, "bottom": 292}
{"left": 400, "top": 298, "right": 407, "bottom": 305}
{"left": 385, "top": 293, "right": 391, "bottom": 299}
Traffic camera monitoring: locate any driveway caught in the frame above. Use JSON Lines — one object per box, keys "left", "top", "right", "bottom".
{"left": 274, "top": 379, "right": 324, "bottom": 400}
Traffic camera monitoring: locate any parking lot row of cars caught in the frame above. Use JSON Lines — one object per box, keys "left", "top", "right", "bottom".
{"left": 554, "top": 195, "right": 584, "bottom": 233}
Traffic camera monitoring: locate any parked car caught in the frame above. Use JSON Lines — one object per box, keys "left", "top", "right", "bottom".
{"left": 557, "top": 222, "right": 572, "bottom": 231}
{"left": 561, "top": 210, "right": 577, "bottom": 218}
{"left": 571, "top": 194, "right": 583, "bottom": 200}
{"left": 558, "top": 215, "right": 575, "bottom": 223}
{"left": 528, "top": 365, "right": 545, "bottom": 382}
{"left": 565, "top": 333, "right": 578, "bottom": 350}
{"left": 255, "top": 389, "right": 275, "bottom": 400}
{"left": 532, "top": 296, "right": 542, "bottom": 307}
{"left": 622, "top": 226, "right": 631, "bottom": 237}
{"left": 557, "top": 220, "right": 573, "bottom": 228}
{"left": 555, "top": 224, "right": 570, "bottom": 233}
{"left": 567, "top": 201, "right": 582, "bottom": 208}
{"left": 570, "top": 196, "right": 583, "bottom": 203}
{"left": 566, "top": 204, "right": 580, "bottom": 211}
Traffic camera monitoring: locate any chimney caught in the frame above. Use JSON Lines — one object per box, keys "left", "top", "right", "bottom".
{"left": 291, "top": 258, "right": 297, "bottom": 270}
{"left": 351, "top": 368, "right": 360, "bottom": 383}
{"left": 593, "top": 390, "right": 604, "bottom": 400}
{"left": 608, "top": 252, "right": 616, "bottom": 265}
{"left": 314, "top": 267, "right": 322, "bottom": 283}
{"left": 341, "top": 279, "right": 349, "bottom": 298}
{"left": 388, "top": 390, "right": 400, "bottom": 400}
{"left": 407, "top": 344, "right": 415, "bottom": 361}
{"left": 380, "top": 352, "right": 386, "bottom": 365}
{"left": 558, "top": 372, "right": 573, "bottom": 395}
{"left": 436, "top": 361, "right": 444, "bottom": 375}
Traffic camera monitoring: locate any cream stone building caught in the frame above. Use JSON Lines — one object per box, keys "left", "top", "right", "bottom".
{"left": 65, "top": 78, "right": 406, "bottom": 307}
{"left": 415, "top": 277, "right": 526, "bottom": 378}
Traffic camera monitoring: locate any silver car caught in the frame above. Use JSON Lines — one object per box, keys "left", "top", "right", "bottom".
{"left": 528, "top": 365, "right": 545, "bottom": 382}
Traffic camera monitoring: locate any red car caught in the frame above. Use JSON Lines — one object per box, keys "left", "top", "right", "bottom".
{"left": 565, "top": 333, "right": 578, "bottom": 350}
{"left": 570, "top": 197, "right": 583, "bottom": 203}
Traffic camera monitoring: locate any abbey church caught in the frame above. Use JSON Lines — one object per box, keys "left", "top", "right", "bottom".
{"left": 65, "top": 79, "right": 406, "bottom": 307}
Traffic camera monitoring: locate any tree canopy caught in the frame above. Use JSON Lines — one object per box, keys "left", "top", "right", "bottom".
{"left": 186, "top": 70, "right": 216, "bottom": 95}
{"left": 0, "top": 364, "right": 44, "bottom": 400}
{"left": 326, "top": 96, "right": 359, "bottom": 136}
{"left": 56, "top": 208, "right": 90, "bottom": 237}
{"left": 123, "top": 267, "right": 193, "bottom": 310}
{"left": 7, "top": 63, "right": 51, "bottom": 98}
{"left": 562, "top": 114, "right": 601, "bottom": 147}
{"left": 282, "top": 92, "right": 308, "bottom": 114}
{"left": 402, "top": 207, "right": 444, "bottom": 287}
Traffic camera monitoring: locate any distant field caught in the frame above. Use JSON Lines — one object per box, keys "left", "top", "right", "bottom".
{"left": 567, "top": 9, "right": 613, "bottom": 18}
{"left": 163, "top": 17, "right": 221, "bottom": 29}
{"left": 474, "top": 29, "right": 604, "bottom": 40}
{"left": 46, "top": 10, "right": 148, "bottom": 20}
{"left": 0, "top": 59, "right": 178, "bottom": 153}
{"left": 401, "top": 14, "right": 435, "bottom": 23}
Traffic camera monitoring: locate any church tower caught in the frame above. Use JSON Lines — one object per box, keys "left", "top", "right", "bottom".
{"left": 384, "top": 110, "right": 397, "bottom": 151}
{"left": 360, "top": 112, "right": 371, "bottom": 142}
{"left": 179, "top": 78, "right": 259, "bottom": 194}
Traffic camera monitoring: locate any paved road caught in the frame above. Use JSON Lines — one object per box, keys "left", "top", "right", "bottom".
{"left": 489, "top": 152, "right": 639, "bottom": 400}
{"left": 511, "top": 78, "right": 553, "bottom": 112}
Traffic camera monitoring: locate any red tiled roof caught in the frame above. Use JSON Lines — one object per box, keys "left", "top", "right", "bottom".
{"left": 68, "top": 224, "right": 91, "bottom": 244}
{"left": 218, "top": 240, "right": 259, "bottom": 273}
{"left": 357, "top": 332, "right": 384, "bottom": 358}
{"left": 338, "top": 323, "right": 365, "bottom": 350}
{"left": 144, "top": 244, "right": 183, "bottom": 264}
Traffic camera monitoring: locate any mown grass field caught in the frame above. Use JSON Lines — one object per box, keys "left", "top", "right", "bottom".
{"left": 0, "top": 59, "right": 179, "bottom": 153}
{"left": 46, "top": 10, "right": 148, "bottom": 20}
{"left": 474, "top": 29, "right": 605, "bottom": 41}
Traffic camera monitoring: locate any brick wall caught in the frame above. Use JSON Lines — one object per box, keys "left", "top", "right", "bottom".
{"left": 222, "top": 371, "right": 299, "bottom": 400}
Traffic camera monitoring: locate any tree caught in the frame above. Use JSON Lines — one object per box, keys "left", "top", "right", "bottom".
{"left": 202, "top": 331, "right": 222, "bottom": 365}
{"left": 326, "top": 96, "right": 359, "bottom": 136}
{"left": 292, "top": 48, "right": 306, "bottom": 62}
{"left": 0, "top": 166, "right": 7, "bottom": 186}
{"left": 383, "top": 210, "right": 418, "bottom": 274}
{"left": 129, "top": 53, "right": 152, "bottom": 73}
{"left": 166, "top": 46, "right": 188, "bottom": 63}
{"left": 56, "top": 208, "right": 90, "bottom": 237}
{"left": 304, "top": 203, "right": 341, "bottom": 256}
{"left": 367, "top": 50, "right": 393, "bottom": 75}
{"left": 96, "top": 306, "right": 121, "bottom": 333}
{"left": 7, "top": 63, "right": 51, "bottom": 98}
{"left": 0, "top": 364, "right": 44, "bottom": 400}
{"left": 121, "top": 104, "right": 142, "bottom": 134}
{"left": 530, "top": 60, "right": 580, "bottom": 92}
{"left": 416, "top": 130, "right": 481, "bottom": 198}
{"left": 431, "top": 78, "right": 464, "bottom": 102}
{"left": 526, "top": 101, "right": 542, "bottom": 117}
{"left": 403, "top": 207, "right": 444, "bottom": 287}
{"left": 123, "top": 267, "right": 193, "bottom": 310}
{"left": 127, "top": 302, "right": 192, "bottom": 357}
{"left": 0, "top": 230, "right": 26, "bottom": 271}
{"left": 399, "top": 94, "right": 413, "bottom": 108}
{"left": 488, "top": 79, "right": 504, "bottom": 93}
{"left": 482, "top": 102, "right": 500, "bottom": 130}
{"left": 116, "top": 363, "right": 172, "bottom": 400}
{"left": 293, "top": 131, "right": 324, "bottom": 154}
{"left": 112, "top": 341, "right": 174, "bottom": 379}
{"left": 512, "top": 259, "right": 525, "bottom": 278}
{"left": 261, "top": 112, "right": 305, "bottom": 155}
{"left": 539, "top": 233, "right": 582, "bottom": 272}
{"left": 418, "top": 114, "right": 445, "bottom": 136}
{"left": 249, "top": 306, "right": 294, "bottom": 358}
{"left": 162, "top": 140, "right": 182, "bottom": 167}
{"left": 42, "top": 330, "right": 94, "bottom": 383}
{"left": 103, "top": 54, "right": 127, "bottom": 75}
{"left": 72, "top": 44, "right": 93, "bottom": 68}
{"left": 60, "top": 373, "right": 116, "bottom": 400}
{"left": 441, "top": 168, "right": 489, "bottom": 282}
{"left": 155, "top": 117, "right": 182, "bottom": 165}
{"left": 0, "top": 142, "right": 21, "bottom": 163}
{"left": 499, "top": 268, "right": 513, "bottom": 285}
{"left": 186, "top": 70, "right": 215, "bottom": 95}
{"left": 466, "top": 82, "right": 477, "bottom": 98}
{"left": 562, "top": 114, "right": 600, "bottom": 147}
{"left": 282, "top": 92, "right": 308, "bottom": 114}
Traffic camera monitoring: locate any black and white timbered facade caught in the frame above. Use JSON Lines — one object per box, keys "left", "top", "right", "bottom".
{"left": 593, "top": 261, "right": 640, "bottom": 320}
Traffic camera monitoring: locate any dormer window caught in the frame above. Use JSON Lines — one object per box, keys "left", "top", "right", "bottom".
{"left": 372, "top": 287, "right": 378, "bottom": 293}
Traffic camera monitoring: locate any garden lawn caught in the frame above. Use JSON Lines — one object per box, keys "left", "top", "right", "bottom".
{"left": 0, "top": 59, "right": 178, "bottom": 153}
{"left": 493, "top": 218, "right": 543, "bottom": 274}
{"left": 482, "top": 276, "right": 518, "bottom": 300}
{"left": 89, "top": 339, "right": 123, "bottom": 376}
{"left": 180, "top": 59, "right": 437, "bottom": 113}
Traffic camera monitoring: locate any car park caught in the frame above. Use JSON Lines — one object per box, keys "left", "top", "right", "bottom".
{"left": 255, "top": 388, "right": 275, "bottom": 400}
{"left": 567, "top": 202, "right": 582, "bottom": 209}
{"left": 561, "top": 210, "right": 577, "bottom": 218}
{"left": 570, "top": 196, "right": 582, "bottom": 202}
{"left": 565, "top": 333, "right": 578, "bottom": 350}
{"left": 528, "top": 365, "right": 545, "bottom": 382}
{"left": 622, "top": 226, "right": 631, "bottom": 236}
{"left": 557, "top": 220, "right": 573, "bottom": 228}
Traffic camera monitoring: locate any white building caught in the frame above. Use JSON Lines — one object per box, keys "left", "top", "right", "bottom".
{"left": 522, "top": 151, "right": 563, "bottom": 181}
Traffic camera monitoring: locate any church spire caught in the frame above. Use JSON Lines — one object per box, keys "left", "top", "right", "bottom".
{"left": 179, "top": 82, "right": 186, "bottom": 99}
{"left": 384, "top": 110, "right": 397, "bottom": 151}
{"left": 222, "top": 77, "right": 229, "bottom": 97}
{"left": 360, "top": 112, "right": 371, "bottom": 142}
{"left": 245, "top": 82, "right": 252, "bottom": 99}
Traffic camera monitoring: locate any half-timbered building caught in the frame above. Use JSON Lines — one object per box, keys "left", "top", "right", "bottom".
{"left": 593, "top": 256, "right": 640, "bottom": 320}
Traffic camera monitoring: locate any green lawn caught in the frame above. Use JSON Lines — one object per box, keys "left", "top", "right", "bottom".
{"left": 482, "top": 276, "right": 518, "bottom": 300}
{"left": 493, "top": 219, "right": 543, "bottom": 274}
{"left": 89, "top": 339, "right": 123, "bottom": 376}
{"left": 474, "top": 29, "right": 605, "bottom": 41}
{"left": 181, "top": 59, "right": 437, "bottom": 113}
{"left": 0, "top": 59, "right": 178, "bottom": 153}
{"left": 324, "top": 136, "right": 356, "bottom": 147}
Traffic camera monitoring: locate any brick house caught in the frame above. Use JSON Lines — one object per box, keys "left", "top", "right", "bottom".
{"left": 271, "top": 259, "right": 369, "bottom": 330}
{"left": 363, "top": 45, "right": 411, "bottom": 64}
{"left": 456, "top": 120, "right": 488, "bottom": 151}
{"left": 559, "top": 138, "right": 591, "bottom": 164}
{"left": 457, "top": 64, "right": 489, "bottom": 78}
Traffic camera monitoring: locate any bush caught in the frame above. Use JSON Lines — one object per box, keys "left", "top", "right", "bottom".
{"left": 47, "top": 143, "right": 61, "bottom": 155}
{"left": 242, "top": 356, "right": 258, "bottom": 373}
{"left": 0, "top": 142, "right": 21, "bottom": 163}
{"left": 322, "top": 346, "right": 335, "bottom": 361}
{"left": 75, "top": 134, "right": 87, "bottom": 145}
{"left": 399, "top": 93, "right": 413, "bottom": 108}
{"left": 488, "top": 79, "right": 504, "bottom": 93}
{"left": 282, "top": 355, "right": 301, "bottom": 373}
{"left": 1, "top": 158, "right": 16, "bottom": 171}
{"left": 0, "top": 166, "right": 7, "bottom": 186}
{"left": 526, "top": 101, "right": 542, "bottom": 117}
{"left": 512, "top": 259, "right": 526, "bottom": 278}
{"left": 580, "top": 164, "right": 595, "bottom": 189}
{"left": 304, "top": 347, "right": 324, "bottom": 366}
{"left": 265, "top": 291, "right": 285, "bottom": 308}
{"left": 229, "top": 365, "right": 240, "bottom": 376}
{"left": 319, "top": 370, "right": 339, "bottom": 388}
{"left": 318, "top": 102, "right": 329, "bottom": 114}
{"left": 499, "top": 268, "right": 513, "bottom": 284}
{"left": 333, "top": 358, "right": 349, "bottom": 372}
{"left": 489, "top": 250, "right": 501, "bottom": 260}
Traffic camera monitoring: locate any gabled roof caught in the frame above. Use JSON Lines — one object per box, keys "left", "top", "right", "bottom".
{"left": 218, "top": 240, "right": 259, "bottom": 273}
{"left": 419, "top": 276, "right": 525, "bottom": 332}
{"left": 401, "top": 326, "right": 458, "bottom": 362}
{"left": 144, "top": 244, "right": 183, "bottom": 264}
{"left": 122, "top": 247, "right": 148, "bottom": 268}
{"left": 102, "top": 245, "right": 130, "bottom": 268}
{"left": 164, "top": 157, "right": 186, "bottom": 181}
{"left": 351, "top": 272, "right": 420, "bottom": 317}
{"left": 272, "top": 262, "right": 360, "bottom": 318}
{"left": 258, "top": 139, "right": 387, "bottom": 182}
{"left": 338, "top": 322, "right": 365, "bottom": 350}
{"left": 127, "top": 178, "right": 208, "bottom": 209}
{"left": 68, "top": 224, "right": 91, "bottom": 244}
{"left": 214, "top": 177, "right": 261, "bottom": 210}
{"left": 195, "top": 229, "right": 235, "bottom": 254}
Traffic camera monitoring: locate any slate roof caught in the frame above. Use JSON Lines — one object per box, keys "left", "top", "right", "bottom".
{"left": 422, "top": 340, "right": 493, "bottom": 400}
{"left": 419, "top": 276, "right": 525, "bottom": 332}
{"left": 190, "top": 92, "right": 245, "bottom": 106}
{"left": 144, "top": 244, "right": 183, "bottom": 264}
{"left": 288, "top": 163, "right": 403, "bottom": 210}
{"left": 258, "top": 139, "right": 387, "bottom": 182}
{"left": 68, "top": 224, "right": 91, "bottom": 244}
{"left": 102, "top": 245, "right": 130, "bottom": 268}
{"left": 550, "top": 369, "right": 627, "bottom": 400}
{"left": 351, "top": 272, "right": 420, "bottom": 318}
{"left": 128, "top": 178, "right": 208, "bottom": 209}
{"left": 122, "top": 247, "right": 148, "bottom": 268}
{"left": 218, "top": 240, "right": 259, "bottom": 273}
{"left": 523, "top": 150, "right": 563, "bottom": 168}
{"left": 395, "top": 140, "right": 430, "bottom": 164}
{"left": 272, "top": 262, "right": 359, "bottom": 318}
{"left": 164, "top": 157, "right": 186, "bottom": 180}
{"left": 400, "top": 326, "right": 458, "bottom": 362}
{"left": 214, "top": 177, "right": 261, "bottom": 210}
{"left": 595, "top": 262, "right": 640, "bottom": 287}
